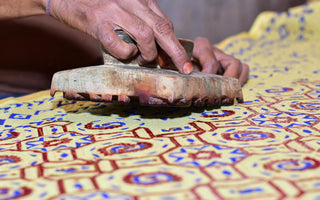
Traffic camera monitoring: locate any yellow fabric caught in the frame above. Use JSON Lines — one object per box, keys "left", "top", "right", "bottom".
{"left": 1, "top": 2, "right": 320, "bottom": 199}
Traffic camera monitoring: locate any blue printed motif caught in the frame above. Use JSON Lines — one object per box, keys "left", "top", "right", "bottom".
{"left": 0, "top": 131, "right": 19, "bottom": 141}
{"left": 22, "top": 132, "right": 93, "bottom": 152}
{"left": 233, "top": 132, "right": 269, "bottom": 140}
{"left": 129, "top": 172, "right": 179, "bottom": 185}
{"left": 0, "top": 157, "right": 17, "bottom": 165}
{"left": 0, "top": 188, "right": 27, "bottom": 199}
{"left": 251, "top": 112, "right": 318, "bottom": 127}
{"left": 276, "top": 160, "right": 315, "bottom": 171}
{"left": 165, "top": 145, "right": 246, "bottom": 167}
{"left": 9, "top": 113, "right": 32, "bottom": 120}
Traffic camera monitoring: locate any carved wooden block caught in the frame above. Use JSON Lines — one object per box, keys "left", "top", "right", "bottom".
{"left": 50, "top": 64, "right": 243, "bottom": 107}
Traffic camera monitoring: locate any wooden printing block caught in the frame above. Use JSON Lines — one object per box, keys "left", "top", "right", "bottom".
{"left": 50, "top": 32, "right": 243, "bottom": 107}
{"left": 50, "top": 64, "right": 243, "bottom": 107}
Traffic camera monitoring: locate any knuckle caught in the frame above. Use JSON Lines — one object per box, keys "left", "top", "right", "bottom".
{"left": 147, "top": 0, "right": 158, "bottom": 6}
{"left": 136, "top": 24, "right": 153, "bottom": 40}
{"left": 118, "top": 47, "right": 136, "bottom": 60}
{"left": 243, "top": 63, "right": 249, "bottom": 70}
{"left": 101, "top": 34, "right": 133, "bottom": 60}
{"left": 243, "top": 63, "right": 250, "bottom": 73}
{"left": 231, "top": 59, "right": 242, "bottom": 75}
{"left": 96, "top": 1, "right": 119, "bottom": 17}
{"left": 232, "top": 58, "right": 242, "bottom": 67}
{"left": 154, "top": 18, "right": 174, "bottom": 35}
{"left": 135, "top": 25, "right": 157, "bottom": 62}
{"left": 104, "top": 0, "right": 119, "bottom": 9}
{"left": 141, "top": 44, "right": 157, "bottom": 62}
{"left": 141, "top": 52, "right": 157, "bottom": 63}
{"left": 101, "top": 32, "right": 119, "bottom": 49}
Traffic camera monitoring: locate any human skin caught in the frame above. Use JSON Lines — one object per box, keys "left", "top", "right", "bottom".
{"left": 0, "top": 0, "right": 249, "bottom": 84}
{"left": 192, "top": 37, "right": 249, "bottom": 85}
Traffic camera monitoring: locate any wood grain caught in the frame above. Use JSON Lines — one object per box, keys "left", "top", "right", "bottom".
{"left": 50, "top": 64, "right": 243, "bottom": 107}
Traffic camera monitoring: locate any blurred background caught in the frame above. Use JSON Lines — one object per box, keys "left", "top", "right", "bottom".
{"left": 0, "top": 0, "right": 308, "bottom": 95}
{"left": 158, "top": 0, "right": 306, "bottom": 43}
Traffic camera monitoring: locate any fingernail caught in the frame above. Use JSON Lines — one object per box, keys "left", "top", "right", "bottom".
{"left": 183, "top": 62, "right": 193, "bottom": 74}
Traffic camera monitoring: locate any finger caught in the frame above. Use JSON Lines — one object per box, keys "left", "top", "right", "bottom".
{"left": 192, "top": 37, "right": 220, "bottom": 74}
{"left": 110, "top": 8, "right": 158, "bottom": 63}
{"left": 133, "top": 7, "right": 192, "bottom": 74}
{"left": 147, "top": 0, "right": 170, "bottom": 20}
{"left": 126, "top": 23, "right": 158, "bottom": 64}
{"left": 214, "top": 47, "right": 250, "bottom": 85}
{"left": 213, "top": 47, "right": 242, "bottom": 77}
{"left": 99, "top": 25, "right": 138, "bottom": 60}
{"left": 222, "top": 58, "right": 242, "bottom": 79}
{"left": 239, "top": 63, "right": 250, "bottom": 85}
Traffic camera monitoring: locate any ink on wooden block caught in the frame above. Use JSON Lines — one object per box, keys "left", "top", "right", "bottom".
{"left": 50, "top": 31, "right": 243, "bottom": 107}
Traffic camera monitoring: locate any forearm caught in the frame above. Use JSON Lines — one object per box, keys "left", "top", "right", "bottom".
{"left": 0, "top": 0, "right": 46, "bottom": 20}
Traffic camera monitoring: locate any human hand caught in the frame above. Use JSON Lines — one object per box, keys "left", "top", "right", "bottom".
{"left": 48, "top": 0, "right": 193, "bottom": 74}
{"left": 192, "top": 37, "right": 249, "bottom": 85}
